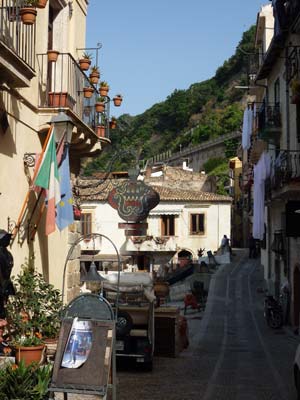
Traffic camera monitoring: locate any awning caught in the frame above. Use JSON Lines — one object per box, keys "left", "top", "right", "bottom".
{"left": 80, "top": 254, "right": 131, "bottom": 262}
{"left": 149, "top": 209, "right": 181, "bottom": 216}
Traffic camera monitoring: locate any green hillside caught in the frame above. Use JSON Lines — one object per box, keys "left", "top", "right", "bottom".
{"left": 84, "top": 25, "right": 256, "bottom": 175}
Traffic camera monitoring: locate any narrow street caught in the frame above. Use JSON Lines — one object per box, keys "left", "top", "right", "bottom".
{"left": 117, "top": 250, "right": 300, "bottom": 400}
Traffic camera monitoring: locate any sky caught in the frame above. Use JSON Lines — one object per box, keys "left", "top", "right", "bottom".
{"left": 86, "top": 1, "right": 269, "bottom": 118}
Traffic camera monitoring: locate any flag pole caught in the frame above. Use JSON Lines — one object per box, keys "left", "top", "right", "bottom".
{"left": 12, "top": 125, "right": 54, "bottom": 240}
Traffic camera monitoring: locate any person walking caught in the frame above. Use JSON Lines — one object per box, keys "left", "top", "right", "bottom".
{"left": 221, "top": 235, "right": 230, "bottom": 254}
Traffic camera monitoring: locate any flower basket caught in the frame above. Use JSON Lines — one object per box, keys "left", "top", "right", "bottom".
{"left": 20, "top": 7, "right": 37, "bottom": 25}
{"left": 47, "top": 49, "right": 59, "bottom": 62}
{"left": 83, "top": 87, "right": 94, "bottom": 98}
{"left": 15, "top": 344, "right": 45, "bottom": 366}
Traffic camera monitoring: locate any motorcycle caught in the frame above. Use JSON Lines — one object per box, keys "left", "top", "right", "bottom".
{"left": 264, "top": 295, "right": 283, "bottom": 329}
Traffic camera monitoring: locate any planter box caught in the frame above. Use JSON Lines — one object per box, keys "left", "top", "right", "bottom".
{"left": 48, "top": 92, "right": 75, "bottom": 109}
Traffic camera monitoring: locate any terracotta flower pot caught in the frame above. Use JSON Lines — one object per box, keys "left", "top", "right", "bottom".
{"left": 37, "top": 0, "right": 48, "bottom": 8}
{"left": 15, "top": 345, "right": 45, "bottom": 366}
{"left": 109, "top": 121, "right": 117, "bottom": 129}
{"left": 99, "top": 87, "right": 109, "bottom": 97}
{"left": 20, "top": 7, "right": 37, "bottom": 25}
{"left": 113, "top": 96, "right": 122, "bottom": 107}
{"left": 95, "top": 102, "right": 105, "bottom": 113}
{"left": 79, "top": 58, "right": 91, "bottom": 71}
{"left": 96, "top": 125, "right": 106, "bottom": 138}
{"left": 47, "top": 50, "right": 59, "bottom": 62}
{"left": 90, "top": 71, "right": 100, "bottom": 85}
{"left": 83, "top": 87, "right": 94, "bottom": 98}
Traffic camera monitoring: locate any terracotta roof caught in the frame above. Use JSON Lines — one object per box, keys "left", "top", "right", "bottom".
{"left": 76, "top": 178, "right": 232, "bottom": 203}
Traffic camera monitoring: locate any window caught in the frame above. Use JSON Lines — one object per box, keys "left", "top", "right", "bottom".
{"left": 161, "top": 215, "right": 175, "bottom": 236}
{"left": 190, "top": 213, "right": 205, "bottom": 235}
{"left": 81, "top": 213, "right": 92, "bottom": 236}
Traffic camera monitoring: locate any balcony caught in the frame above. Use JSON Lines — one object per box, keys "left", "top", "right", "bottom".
{"left": 37, "top": 52, "right": 110, "bottom": 141}
{"left": 257, "top": 104, "right": 282, "bottom": 145}
{"left": 267, "top": 150, "right": 300, "bottom": 197}
{"left": 125, "top": 236, "right": 177, "bottom": 253}
{"left": 256, "top": 0, "right": 300, "bottom": 80}
{"left": 0, "top": 0, "right": 35, "bottom": 87}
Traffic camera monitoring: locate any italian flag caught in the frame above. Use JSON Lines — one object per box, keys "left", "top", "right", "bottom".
{"left": 34, "top": 129, "right": 61, "bottom": 235}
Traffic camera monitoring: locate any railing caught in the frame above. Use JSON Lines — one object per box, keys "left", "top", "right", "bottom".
{"left": 37, "top": 52, "right": 109, "bottom": 137}
{"left": 256, "top": 103, "right": 282, "bottom": 143}
{"left": 0, "top": 0, "right": 35, "bottom": 69}
{"left": 145, "top": 130, "right": 241, "bottom": 167}
{"left": 268, "top": 150, "right": 300, "bottom": 190}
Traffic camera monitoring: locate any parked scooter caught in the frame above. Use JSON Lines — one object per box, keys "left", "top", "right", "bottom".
{"left": 264, "top": 294, "right": 283, "bottom": 329}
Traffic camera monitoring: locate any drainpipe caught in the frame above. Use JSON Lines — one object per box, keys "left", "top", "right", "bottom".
{"left": 285, "top": 46, "right": 291, "bottom": 307}
{"left": 285, "top": 46, "right": 290, "bottom": 151}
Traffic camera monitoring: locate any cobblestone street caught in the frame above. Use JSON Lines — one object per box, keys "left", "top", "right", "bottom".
{"left": 116, "top": 250, "right": 299, "bottom": 400}
{"left": 54, "top": 250, "right": 300, "bottom": 400}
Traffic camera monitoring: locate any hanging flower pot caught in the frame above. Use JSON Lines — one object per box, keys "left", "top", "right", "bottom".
{"left": 99, "top": 81, "right": 109, "bottom": 97}
{"left": 37, "top": 0, "right": 48, "bottom": 8}
{"left": 109, "top": 118, "right": 117, "bottom": 129}
{"left": 89, "top": 66, "right": 100, "bottom": 85}
{"left": 78, "top": 52, "right": 92, "bottom": 71}
{"left": 95, "top": 101, "right": 105, "bottom": 113}
{"left": 83, "top": 87, "right": 94, "bottom": 99}
{"left": 20, "top": 7, "right": 37, "bottom": 25}
{"left": 113, "top": 94, "right": 123, "bottom": 107}
{"left": 47, "top": 49, "right": 59, "bottom": 62}
{"left": 96, "top": 125, "right": 106, "bottom": 138}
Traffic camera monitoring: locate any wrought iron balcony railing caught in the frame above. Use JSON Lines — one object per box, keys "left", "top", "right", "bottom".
{"left": 256, "top": 103, "right": 282, "bottom": 144}
{"left": 37, "top": 52, "right": 110, "bottom": 139}
{"left": 268, "top": 150, "right": 300, "bottom": 191}
{"left": 0, "top": 0, "right": 35, "bottom": 72}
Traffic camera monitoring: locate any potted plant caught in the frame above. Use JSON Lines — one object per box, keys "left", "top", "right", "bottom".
{"left": 47, "top": 49, "right": 59, "bottom": 62}
{"left": 99, "top": 81, "right": 109, "bottom": 97}
{"left": 0, "top": 360, "right": 52, "bottom": 399}
{"left": 19, "top": 0, "right": 38, "bottom": 25}
{"left": 95, "top": 125, "right": 106, "bottom": 138}
{"left": 109, "top": 117, "right": 117, "bottom": 129}
{"left": 113, "top": 94, "right": 123, "bottom": 107}
{"left": 4, "top": 260, "right": 62, "bottom": 365}
{"left": 291, "top": 77, "right": 300, "bottom": 104}
{"left": 89, "top": 65, "right": 100, "bottom": 85}
{"left": 83, "top": 86, "right": 94, "bottom": 98}
{"left": 95, "top": 97, "right": 106, "bottom": 113}
{"left": 78, "top": 52, "right": 92, "bottom": 71}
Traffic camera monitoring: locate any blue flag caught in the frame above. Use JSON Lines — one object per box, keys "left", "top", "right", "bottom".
{"left": 56, "top": 145, "right": 74, "bottom": 231}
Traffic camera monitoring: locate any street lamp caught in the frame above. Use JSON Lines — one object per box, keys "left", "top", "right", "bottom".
{"left": 50, "top": 111, "right": 75, "bottom": 144}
